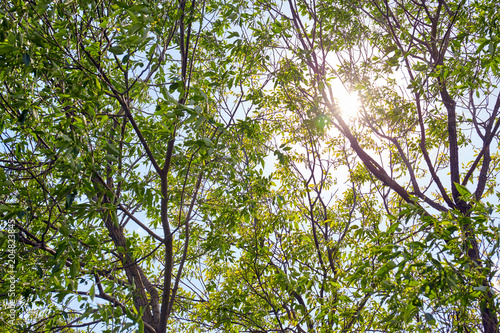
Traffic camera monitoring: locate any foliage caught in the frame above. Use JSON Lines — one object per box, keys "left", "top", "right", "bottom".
{"left": 1, "top": 0, "right": 499, "bottom": 332}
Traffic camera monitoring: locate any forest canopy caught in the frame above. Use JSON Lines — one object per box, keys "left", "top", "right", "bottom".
{"left": 1, "top": 0, "right": 500, "bottom": 332}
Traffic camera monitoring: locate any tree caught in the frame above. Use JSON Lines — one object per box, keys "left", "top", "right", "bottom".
{"left": 188, "top": 0, "right": 500, "bottom": 332}
{"left": 1, "top": 0, "right": 500, "bottom": 332}
{"left": 0, "top": 0, "right": 269, "bottom": 331}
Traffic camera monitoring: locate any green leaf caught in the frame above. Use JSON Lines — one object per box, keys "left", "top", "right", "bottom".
{"left": 202, "top": 138, "right": 213, "bottom": 147}
{"left": 387, "top": 260, "right": 397, "bottom": 270}
{"left": 129, "top": 4, "right": 152, "bottom": 14}
{"left": 36, "top": 265, "right": 43, "bottom": 278}
{"left": 52, "top": 261, "right": 62, "bottom": 274}
{"left": 89, "top": 284, "right": 95, "bottom": 300}
{"left": 0, "top": 43, "right": 16, "bottom": 54}
{"left": 477, "top": 38, "right": 489, "bottom": 54}
{"left": 22, "top": 53, "right": 31, "bottom": 66}
{"left": 66, "top": 190, "right": 77, "bottom": 209}
{"left": 105, "top": 142, "right": 120, "bottom": 156}
{"left": 169, "top": 81, "right": 181, "bottom": 93}
{"left": 384, "top": 45, "right": 398, "bottom": 54}
{"left": 424, "top": 312, "right": 436, "bottom": 325}
{"left": 18, "top": 110, "right": 28, "bottom": 125}
{"left": 454, "top": 183, "right": 471, "bottom": 197}
{"left": 109, "top": 45, "right": 125, "bottom": 55}
{"left": 54, "top": 243, "right": 68, "bottom": 259}
{"left": 381, "top": 280, "right": 392, "bottom": 289}
{"left": 70, "top": 259, "right": 79, "bottom": 279}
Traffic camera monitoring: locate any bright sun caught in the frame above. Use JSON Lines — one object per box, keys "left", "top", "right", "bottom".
{"left": 336, "top": 92, "right": 361, "bottom": 117}
{"left": 329, "top": 80, "right": 361, "bottom": 118}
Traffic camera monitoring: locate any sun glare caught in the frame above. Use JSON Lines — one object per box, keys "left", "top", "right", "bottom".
{"left": 328, "top": 80, "right": 361, "bottom": 118}
{"left": 336, "top": 92, "right": 361, "bottom": 117}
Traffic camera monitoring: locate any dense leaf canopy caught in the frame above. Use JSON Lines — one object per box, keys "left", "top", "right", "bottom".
{"left": 1, "top": 0, "right": 500, "bottom": 332}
